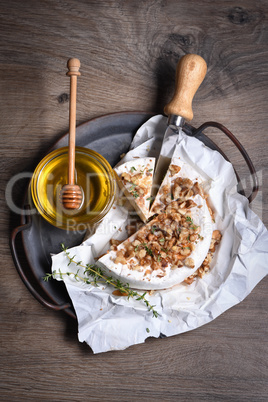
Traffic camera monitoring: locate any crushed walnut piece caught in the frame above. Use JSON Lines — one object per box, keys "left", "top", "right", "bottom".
{"left": 184, "top": 230, "right": 222, "bottom": 284}
{"left": 110, "top": 238, "right": 122, "bottom": 251}
{"left": 169, "top": 164, "right": 181, "bottom": 176}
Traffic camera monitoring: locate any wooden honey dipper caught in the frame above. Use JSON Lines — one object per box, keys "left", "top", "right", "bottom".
{"left": 61, "top": 58, "right": 83, "bottom": 210}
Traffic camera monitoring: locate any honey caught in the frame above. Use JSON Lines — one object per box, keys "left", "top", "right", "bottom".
{"left": 31, "top": 147, "right": 116, "bottom": 230}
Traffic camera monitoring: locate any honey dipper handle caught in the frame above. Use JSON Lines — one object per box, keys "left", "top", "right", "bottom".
{"left": 66, "top": 58, "right": 81, "bottom": 185}
{"left": 164, "top": 54, "right": 207, "bottom": 121}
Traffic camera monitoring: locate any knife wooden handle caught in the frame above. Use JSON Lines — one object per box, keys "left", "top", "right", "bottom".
{"left": 164, "top": 54, "right": 207, "bottom": 121}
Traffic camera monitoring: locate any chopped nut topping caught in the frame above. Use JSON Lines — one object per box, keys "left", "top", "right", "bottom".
{"left": 114, "top": 250, "right": 126, "bottom": 264}
{"left": 113, "top": 200, "right": 203, "bottom": 275}
{"left": 209, "top": 230, "right": 222, "bottom": 252}
{"left": 110, "top": 239, "right": 121, "bottom": 246}
{"left": 151, "top": 176, "right": 202, "bottom": 218}
{"left": 184, "top": 257, "right": 195, "bottom": 268}
{"left": 184, "top": 231, "right": 222, "bottom": 285}
{"left": 121, "top": 172, "right": 131, "bottom": 182}
{"left": 169, "top": 164, "right": 181, "bottom": 176}
{"left": 110, "top": 238, "right": 122, "bottom": 251}
{"left": 192, "top": 182, "right": 205, "bottom": 198}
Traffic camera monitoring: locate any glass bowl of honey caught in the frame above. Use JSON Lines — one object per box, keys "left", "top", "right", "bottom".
{"left": 30, "top": 146, "right": 116, "bottom": 231}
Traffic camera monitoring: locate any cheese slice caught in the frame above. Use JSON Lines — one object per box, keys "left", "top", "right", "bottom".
{"left": 114, "top": 158, "right": 155, "bottom": 222}
{"left": 149, "top": 156, "right": 208, "bottom": 218}
{"left": 98, "top": 194, "right": 213, "bottom": 290}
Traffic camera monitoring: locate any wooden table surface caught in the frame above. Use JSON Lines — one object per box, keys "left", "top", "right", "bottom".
{"left": 1, "top": 1, "right": 267, "bottom": 400}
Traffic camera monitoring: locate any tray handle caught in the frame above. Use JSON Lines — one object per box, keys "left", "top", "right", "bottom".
{"left": 192, "top": 121, "right": 259, "bottom": 203}
{"left": 10, "top": 211, "right": 72, "bottom": 312}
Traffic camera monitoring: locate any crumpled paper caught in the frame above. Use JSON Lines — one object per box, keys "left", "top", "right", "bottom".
{"left": 51, "top": 115, "right": 268, "bottom": 353}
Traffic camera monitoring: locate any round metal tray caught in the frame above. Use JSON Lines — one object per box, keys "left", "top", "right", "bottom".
{"left": 10, "top": 112, "right": 258, "bottom": 320}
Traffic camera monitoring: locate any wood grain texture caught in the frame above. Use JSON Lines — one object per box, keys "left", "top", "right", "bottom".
{"left": 0, "top": 0, "right": 267, "bottom": 401}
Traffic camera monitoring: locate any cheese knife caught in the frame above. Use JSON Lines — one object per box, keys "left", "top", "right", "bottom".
{"left": 153, "top": 54, "right": 207, "bottom": 192}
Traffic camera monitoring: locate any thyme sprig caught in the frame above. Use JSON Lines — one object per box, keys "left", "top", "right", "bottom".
{"left": 43, "top": 244, "right": 159, "bottom": 318}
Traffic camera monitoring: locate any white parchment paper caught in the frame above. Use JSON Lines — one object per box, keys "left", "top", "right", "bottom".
{"left": 51, "top": 115, "right": 268, "bottom": 353}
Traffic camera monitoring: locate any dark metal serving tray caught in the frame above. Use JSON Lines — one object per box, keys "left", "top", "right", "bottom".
{"left": 10, "top": 112, "right": 258, "bottom": 320}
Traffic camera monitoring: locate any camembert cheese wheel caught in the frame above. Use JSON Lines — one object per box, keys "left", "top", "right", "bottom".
{"left": 98, "top": 158, "right": 213, "bottom": 290}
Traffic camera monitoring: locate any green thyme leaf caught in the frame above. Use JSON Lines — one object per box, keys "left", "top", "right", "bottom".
{"left": 131, "top": 190, "right": 139, "bottom": 198}
{"left": 145, "top": 246, "right": 153, "bottom": 256}
{"left": 129, "top": 183, "right": 137, "bottom": 191}
{"left": 43, "top": 244, "right": 159, "bottom": 318}
{"left": 161, "top": 248, "right": 169, "bottom": 253}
